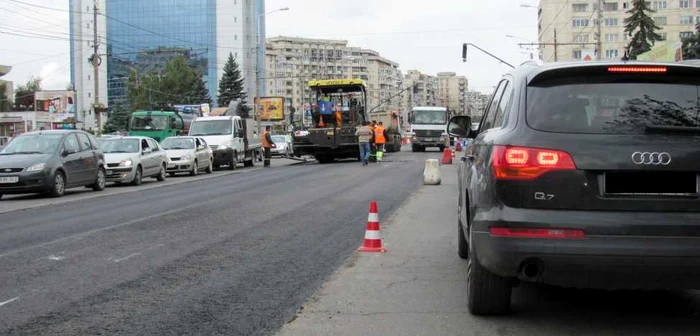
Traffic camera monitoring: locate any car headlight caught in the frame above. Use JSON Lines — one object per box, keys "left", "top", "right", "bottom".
{"left": 181, "top": 155, "right": 192, "bottom": 161}
{"left": 119, "top": 159, "right": 133, "bottom": 167}
{"left": 26, "top": 163, "right": 46, "bottom": 172}
{"left": 219, "top": 144, "right": 230, "bottom": 150}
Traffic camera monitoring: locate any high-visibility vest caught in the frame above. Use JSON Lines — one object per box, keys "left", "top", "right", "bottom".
{"left": 262, "top": 131, "right": 272, "bottom": 148}
{"left": 374, "top": 126, "right": 386, "bottom": 144}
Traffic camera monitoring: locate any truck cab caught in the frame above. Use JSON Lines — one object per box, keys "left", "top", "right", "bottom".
{"left": 128, "top": 111, "right": 185, "bottom": 142}
{"left": 408, "top": 106, "right": 451, "bottom": 152}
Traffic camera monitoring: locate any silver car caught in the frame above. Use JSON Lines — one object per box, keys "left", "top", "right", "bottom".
{"left": 100, "top": 136, "right": 168, "bottom": 185}
{"left": 161, "top": 136, "right": 213, "bottom": 176}
{"left": 271, "top": 134, "right": 293, "bottom": 157}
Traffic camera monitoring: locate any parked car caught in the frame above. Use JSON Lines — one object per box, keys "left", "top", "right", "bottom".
{"left": 161, "top": 136, "right": 213, "bottom": 176}
{"left": 0, "top": 130, "right": 106, "bottom": 199}
{"left": 100, "top": 136, "right": 168, "bottom": 185}
{"left": 271, "top": 134, "right": 293, "bottom": 157}
{"left": 448, "top": 61, "right": 700, "bottom": 315}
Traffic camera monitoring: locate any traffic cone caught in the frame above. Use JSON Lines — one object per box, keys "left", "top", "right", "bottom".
{"left": 455, "top": 141, "right": 462, "bottom": 152}
{"left": 318, "top": 116, "right": 325, "bottom": 127}
{"left": 442, "top": 148, "right": 453, "bottom": 165}
{"left": 358, "top": 200, "right": 387, "bottom": 253}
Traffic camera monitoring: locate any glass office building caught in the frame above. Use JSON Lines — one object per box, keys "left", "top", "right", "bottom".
{"left": 105, "top": 0, "right": 217, "bottom": 108}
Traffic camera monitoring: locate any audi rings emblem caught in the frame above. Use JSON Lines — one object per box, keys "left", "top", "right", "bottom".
{"left": 631, "top": 152, "right": 672, "bottom": 165}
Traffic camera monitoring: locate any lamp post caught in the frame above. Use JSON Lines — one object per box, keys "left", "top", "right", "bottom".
{"left": 255, "top": 6, "right": 289, "bottom": 135}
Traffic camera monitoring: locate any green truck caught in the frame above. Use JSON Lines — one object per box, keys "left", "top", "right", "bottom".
{"left": 127, "top": 110, "right": 191, "bottom": 142}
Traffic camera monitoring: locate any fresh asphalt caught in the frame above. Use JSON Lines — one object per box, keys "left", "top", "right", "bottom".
{"left": 0, "top": 148, "right": 436, "bottom": 335}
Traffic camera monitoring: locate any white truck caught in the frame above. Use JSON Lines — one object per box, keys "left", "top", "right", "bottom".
{"left": 408, "top": 106, "right": 451, "bottom": 152}
{"left": 188, "top": 101, "right": 261, "bottom": 170}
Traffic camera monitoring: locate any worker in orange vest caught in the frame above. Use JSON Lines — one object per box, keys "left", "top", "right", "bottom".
{"left": 262, "top": 125, "right": 276, "bottom": 167}
{"left": 374, "top": 121, "right": 386, "bottom": 163}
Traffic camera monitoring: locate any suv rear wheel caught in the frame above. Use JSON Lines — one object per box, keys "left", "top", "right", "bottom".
{"left": 467, "top": 241, "right": 512, "bottom": 315}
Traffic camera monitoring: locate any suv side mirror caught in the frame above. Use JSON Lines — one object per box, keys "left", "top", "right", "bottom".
{"left": 447, "top": 116, "right": 474, "bottom": 138}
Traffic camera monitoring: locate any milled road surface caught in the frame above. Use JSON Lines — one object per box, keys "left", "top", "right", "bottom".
{"left": 0, "top": 149, "right": 434, "bottom": 335}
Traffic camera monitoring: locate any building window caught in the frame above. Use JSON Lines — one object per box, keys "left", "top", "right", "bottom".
{"left": 604, "top": 2, "right": 619, "bottom": 10}
{"left": 604, "top": 18, "right": 619, "bottom": 26}
{"left": 605, "top": 49, "right": 619, "bottom": 58}
{"left": 681, "top": 16, "right": 693, "bottom": 24}
{"left": 572, "top": 3, "right": 588, "bottom": 12}
{"left": 572, "top": 50, "right": 582, "bottom": 59}
{"left": 605, "top": 33, "right": 619, "bottom": 42}
{"left": 653, "top": 1, "right": 667, "bottom": 9}
{"left": 572, "top": 18, "right": 590, "bottom": 27}
{"left": 653, "top": 16, "right": 667, "bottom": 25}
{"left": 680, "top": 0, "right": 690, "bottom": 7}
{"left": 623, "top": 2, "right": 629, "bottom": 8}
{"left": 680, "top": 31, "right": 694, "bottom": 39}
{"left": 574, "top": 34, "right": 589, "bottom": 42}
{"left": 659, "top": 32, "right": 667, "bottom": 40}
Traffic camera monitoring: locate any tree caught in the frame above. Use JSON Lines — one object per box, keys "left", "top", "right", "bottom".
{"left": 682, "top": 23, "right": 700, "bottom": 60}
{"left": 217, "top": 53, "right": 247, "bottom": 107}
{"left": 623, "top": 0, "right": 663, "bottom": 59}
{"left": 0, "top": 83, "right": 10, "bottom": 111}
{"left": 102, "top": 103, "right": 130, "bottom": 134}
{"left": 14, "top": 76, "right": 42, "bottom": 110}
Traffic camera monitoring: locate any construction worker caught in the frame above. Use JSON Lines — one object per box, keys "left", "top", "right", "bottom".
{"left": 355, "top": 121, "right": 373, "bottom": 166}
{"left": 262, "top": 125, "right": 276, "bottom": 167}
{"left": 374, "top": 121, "right": 386, "bottom": 163}
{"left": 368, "top": 120, "right": 377, "bottom": 162}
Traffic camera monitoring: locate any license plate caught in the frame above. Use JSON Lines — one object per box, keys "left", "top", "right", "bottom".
{"left": 106, "top": 170, "right": 113, "bottom": 175}
{"left": 0, "top": 176, "right": 19, "bottom": 184}
{"left": 425, "top": 138, "right": 437, "bottom": 141}
{"left": 326, "top": 131, "right": 334, "bottom": 136}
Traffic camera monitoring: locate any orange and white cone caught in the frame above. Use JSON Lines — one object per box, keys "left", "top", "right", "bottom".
{"left": 358, "top": 200, "right": 387, "bottom": 253}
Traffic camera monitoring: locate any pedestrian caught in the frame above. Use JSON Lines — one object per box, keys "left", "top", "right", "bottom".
{"left": 262, "top": 125, "right": 276, "bottom": 167}
{"left": 374, "top": 121, "right": 386, "bottom": 163}
{"left": 355, "top": 121, "right": 373, "bottom": 166}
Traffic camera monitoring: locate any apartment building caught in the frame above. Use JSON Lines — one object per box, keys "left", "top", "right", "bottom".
{"left": 402, "top": 70, "right": 440, "bottom": 111}
{"left": 466, "top": 91, "right": 491, "bottom": 121}
{"left": 264, "top": 36, "right": 403, "bottom": 119}
{"left": 538, "top": 0, "right": 699, "bottom": 62}
{"left": 437, "top": 72, "right": 468, "bottom": 115}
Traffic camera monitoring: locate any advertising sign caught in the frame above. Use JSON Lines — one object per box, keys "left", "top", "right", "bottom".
{"left": 636, "top": 41, "right": 683, "bottom": 62}
{"left": 255, "top": 97, "right": 285, "bottom": 121}
{"left": 35, "top": 90, "right": 76, "bottom": 123}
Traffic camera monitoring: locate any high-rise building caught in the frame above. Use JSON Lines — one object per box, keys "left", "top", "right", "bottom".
{"left": 466, "top": 91, "right": 491, "bottom": 121}
{"left": 538, "top": 0, "right": 699, "bottom": 62}
{"left": 264, "top": 37, "right": 404, "bottom": 119}
{"left": 437, "top": 72, "right": 468, "bottom": 115}
{"left": 403, "top": 70, "right": 439, "bottom": 110}
{"left": 70, "top": 0, "right": 261, "bottom": 131}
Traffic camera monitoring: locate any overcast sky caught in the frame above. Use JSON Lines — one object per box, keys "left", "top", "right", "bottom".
{"left": 0, "top": 0, "right": 538, "bottom": 95}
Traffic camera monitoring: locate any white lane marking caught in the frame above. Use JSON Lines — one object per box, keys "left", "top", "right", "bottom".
{"left": 0, "top": 296, "right": 19, "bottom": 307}
{"left": 367, "top": 213, "right": 379, "bottom": 222}
{"left": 47, "top": 254, "right": 65, "bottom": 261}
{"left": 111, "top": 252, "right": 141, "bottom": 263}
{"left": 364, "top": 230, "right": 382, "bottom": 240}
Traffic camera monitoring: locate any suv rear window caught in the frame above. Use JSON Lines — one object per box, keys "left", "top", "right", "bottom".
{"left": 526, "top": 73, "right": 700, "bottom": 134}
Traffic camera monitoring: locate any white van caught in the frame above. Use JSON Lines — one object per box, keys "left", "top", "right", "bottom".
{"left": 188, "top": 116, "right": 262, "bottom": 170}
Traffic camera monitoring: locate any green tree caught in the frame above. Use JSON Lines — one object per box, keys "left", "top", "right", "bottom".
{"left": 102, "top": 103, "right": 130, "bottom": 133}
{"left": 217, "top": 53, "right": 247, "bottom": 107}
{"left": 623, "top": 0, "right": 663, "bottom": 59}
{"left": 193, "top": 71, "right": 212, "bottom": 106}
{"left": 0, "top": 83, "right": 10, "bottom": 111}
{"left": 14, "top": 76, "right": 42, "bottom": 110}
{"left": 682, "top": 23, "right": 700, "bottom": 60}
{"left": 127, "top": 56, "right": 211, "bottom": 109}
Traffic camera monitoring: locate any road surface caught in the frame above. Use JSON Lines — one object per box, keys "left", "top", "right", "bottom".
{"left": 0, "top": 149, "right": 432, "bottom": 335}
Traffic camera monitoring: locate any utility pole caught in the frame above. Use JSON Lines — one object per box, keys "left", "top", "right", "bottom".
{"left": 92, "top": 0, "right": 101, "bottom": 129}
{"left": 553, "top": 28, "right": 558, "bottom": 62}
{"left": 596, "top": 0, "right": 603, "bottom": 60}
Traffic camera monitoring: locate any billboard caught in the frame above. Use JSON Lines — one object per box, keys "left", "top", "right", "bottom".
{"left": 255, "top": 97, "right": 284, "bottom": 121}
{"left": 35, "top": 90, "right": 76, "bottom": 123}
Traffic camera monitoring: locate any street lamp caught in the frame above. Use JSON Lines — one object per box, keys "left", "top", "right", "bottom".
{"left": 255, "top": 6, "right": 290, "bottom": 135}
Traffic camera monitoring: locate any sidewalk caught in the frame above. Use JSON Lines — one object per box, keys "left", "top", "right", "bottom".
{"left": 278, "top": 163, "right": 475, "bottom": 336}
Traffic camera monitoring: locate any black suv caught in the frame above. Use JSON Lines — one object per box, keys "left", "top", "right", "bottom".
{"left": 448, "top": 61, "right": 700, "bottom": 315}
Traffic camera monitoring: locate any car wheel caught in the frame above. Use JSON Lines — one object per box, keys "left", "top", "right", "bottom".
{"left": 48, "top": 170, "right": 66, "bottom": 197}
{"left": 190, "top": 160, "right": 198, "bottom": 176}
{"left": 458, "top": 220, "right": 469, "bottom": 259}
{"left": 131, "top": 166, "right": 143, "bottom": 186}
{"left": 229, "top": 154, "right": 237, "bottom": 170}
{"left": 92, "top": 168, "right": 106, "bottom": 191}
{"left": 156, "top": 163, "right": 167, "bottom": 181}
{"left": 206, "top": 159, "right": 213, "bottom": 174}
{"left": 467, "top": 238, "right": 512, "bottom": 315}
{"left": 244, "top": 153, "right": 254, "bottom": 167}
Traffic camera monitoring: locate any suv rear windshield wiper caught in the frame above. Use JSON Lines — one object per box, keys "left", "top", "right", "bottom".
{"left": 644, "top": 124, "right": 700, "bottom": 134}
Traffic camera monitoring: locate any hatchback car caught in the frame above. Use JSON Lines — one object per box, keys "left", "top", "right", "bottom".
{"left": 0, "top": 130, "right": 106, "bottom": 198}
{"left": 161, "top": 136, "right": 213, "bottom": 176}
{"left": 100, "top": 136, "right": 168, "bottom": 185}
{"left": 448, "top": 61, "right": 700, "bottom": 315}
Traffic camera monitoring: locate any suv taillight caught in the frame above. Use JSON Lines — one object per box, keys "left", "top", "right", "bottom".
{"left": 492, "top": 145, "right": 576, "bottom": 180}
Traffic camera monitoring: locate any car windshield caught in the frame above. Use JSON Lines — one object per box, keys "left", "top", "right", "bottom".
{"left": 271, "top": 135, "right": 286, "bottom": 143}
{"left": 130, "top": 115, "right": 168, "bottom": 131}
{"left": 189, "top": 120, "right": 232, "bottom": 136}
{"left": 161, "top": 138, "right": 195, "bottom": 150}
{"left": 0, "top": 134, "right": 63, "bottom": 155}
{"left": 100, "top": 139, "right": 140, "bottom": 153}
{"left": 527, "top": 81, "right": 700, "bottom": 134}
{"left": 412, "top": 110, "right": 447, "bottom": 125}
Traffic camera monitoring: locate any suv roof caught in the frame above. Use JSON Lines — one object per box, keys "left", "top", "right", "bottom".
{"left": 507, "top": 60, "right": 700, "bottom": 83}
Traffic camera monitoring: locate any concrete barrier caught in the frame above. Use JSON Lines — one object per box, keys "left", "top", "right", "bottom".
{"left": 423, "top": 159, "right": 441, "bottom": 185}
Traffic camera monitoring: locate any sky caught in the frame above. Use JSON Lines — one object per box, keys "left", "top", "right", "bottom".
{"left": 0, "top": 0, "right": 538, "bottom": 95}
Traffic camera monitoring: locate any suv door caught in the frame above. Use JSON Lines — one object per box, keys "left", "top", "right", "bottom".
{"left": 76, "top": 132, "right": 98, "bottom": 183}
{"left": 60, "top": 134, "right": 84, "bottom": 186}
